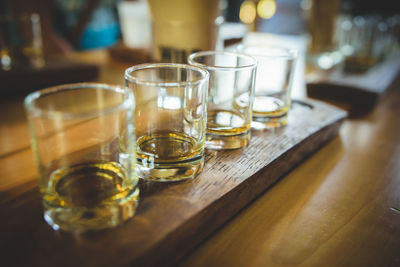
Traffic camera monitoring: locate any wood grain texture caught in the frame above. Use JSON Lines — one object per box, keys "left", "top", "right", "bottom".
{"left": 180, "top": 86, "right": 400, "bottom": 267}
{"left": 0, "top": 97, "right": 346, "bottom": 267}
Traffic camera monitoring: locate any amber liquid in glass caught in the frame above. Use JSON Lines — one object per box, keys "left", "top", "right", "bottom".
{"left": 252, "top": 96, "right": 289, "bottom": 118}
{"left": 136, "top": 131, "right": 204, "bottom": 181}
{"left": 206, "top": 109, "right": 250, "bottom": 135}
{"left": 205, "top": 109, "right": 251, "bottom": 149}
{"left": 43, "top": 162, "right": 139, "bottom": 232}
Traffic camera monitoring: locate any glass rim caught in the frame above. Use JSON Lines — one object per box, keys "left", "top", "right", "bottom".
{"left": 236, "top": 44, "right": 298, "bottom": 60}
{"left": 124, "top": 63, "right": 209, "bottom": 87}
{"left": 187, "top": 50, "right": 257, "bottom": 71}
{"left": 24, "top": 82, "right": 133, "bottom": 119}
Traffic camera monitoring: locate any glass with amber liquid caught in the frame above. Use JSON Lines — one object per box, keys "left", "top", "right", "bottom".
{"left": 188, "top": 51, "right": 257, "bottom": 149}
{"left": 236, "top": 45, "right": 297, "bottom": 129}
{"left": 25, "top": 83, "right": 138, "bottom": 233}
{"left": 125, "top": 63, "right": 209, "bottom": 181}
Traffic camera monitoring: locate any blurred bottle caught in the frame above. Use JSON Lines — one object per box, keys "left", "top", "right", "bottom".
{"left": 308, "top": 0, "right": 400, "bottom": 72}
{"left": 117, "top": 0, "right": 151, "bottom": 50}
{"left": 335, "top": 2, "right": 400, "bottom": 73}
{"left": 0, "top": 13, "right": 45, "bottom": 70}
{"left": 305, "top": 0, "right": 342, "bottom": 70}
{"left": 309, "top": 0, "right": 340, "bottom": 54}
{"left": 148, "top": 0, "right": 222, "bottom": 63}
{"left": 53, "top": 0, "right": 120, "bottom": 50}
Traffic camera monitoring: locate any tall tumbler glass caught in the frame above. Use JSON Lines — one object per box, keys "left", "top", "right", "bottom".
{"left": 188, "top": 51, "right": 257, "bottom": 149}
{"left": 25, "top": 83, "right": 139, "bottom": 233}
{"left": 236, "top": 45, "right": 297, "bottom": 128}
{"left": 125, "top": 63, "right": 209, "bottom": 182}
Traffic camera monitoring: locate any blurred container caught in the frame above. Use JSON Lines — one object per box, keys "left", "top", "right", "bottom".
{"left": 336, "top": 14, "right": 400, "bottom": 73}
{"left": 148, "top": 0, "right": 222, "bottom": 63}
{"left": 80, "top": 6, "right": 120, "bottom": 50}
{"left": 117, "top": 0, "right": 152, "bottom": 49}
{"left": 0, "top": 13, "right": 44, "bottom": 71}
{"left": 306, "top": 0, "right": 341, "bottom": 70}
{"left": 308, "top": 0, "right": 340, "bottom": 54}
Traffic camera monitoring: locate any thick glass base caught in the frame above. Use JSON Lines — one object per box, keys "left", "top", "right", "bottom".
{"left": 206, "top": 130, "right": 250, "bottom": 150}
{"left": 252, "top": 114, "right": 288, "bottom": 130}
{"left": 43, "top": 187, "right": 139, "bottom": 233}
{"left": 136, "top": 156, "right": 204, "bottom": 182}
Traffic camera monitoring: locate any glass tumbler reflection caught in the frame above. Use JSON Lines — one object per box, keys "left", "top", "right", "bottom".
{"left": 125, "top": 63, "right": 209, "bottom": 182}
{"left": 188, "top": 51, "right": 256, "bottom": 149}
{"left": 25, "top": 83, "right": 139, "bottom": 233}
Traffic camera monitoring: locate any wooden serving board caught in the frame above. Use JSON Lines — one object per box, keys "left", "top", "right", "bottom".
{"left": 0, "top": 98, "right": 346, "bottom": 267}
{"left": 307, "top": 55, "right": 400, "bottom": 115}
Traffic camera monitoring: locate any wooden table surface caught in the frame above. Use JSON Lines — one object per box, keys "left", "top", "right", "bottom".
{"left": 181, "top": 76, "right": 400, "bottom": 265}
{"left": 1, "top": 49, "right": 399, "bottom": 267}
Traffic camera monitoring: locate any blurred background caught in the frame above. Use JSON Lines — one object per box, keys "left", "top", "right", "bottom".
{"left": 1, "top": 0, "right": 399, "bottom": 67}
{"left": 1, "top": 0, "right": 400, "bottom": 100}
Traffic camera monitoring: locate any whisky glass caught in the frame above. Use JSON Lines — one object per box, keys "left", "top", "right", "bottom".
{"left": 188, "top": 51, "right": 257, "bottom": 149}
{"left": 25, "top": 83, "right": 139, "bottom": 233}
{"left": 125, "top": 63, "right": 209, "bottom": 182}
{"left": 236, "top": 45, "right": 297, "bottom": 128}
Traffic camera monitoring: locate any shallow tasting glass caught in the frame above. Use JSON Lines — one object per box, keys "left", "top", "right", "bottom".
{"left": 125, "top": 63, "right": 209, "bottom": 182}
{"left": 188, "top": 51, "right": 257, "bottom": 149}
{"left": 236, "top": 45, "right": 297, "bottom": 128}
{"left": 25, "top": 83, "right": 139, "bottom": 233}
